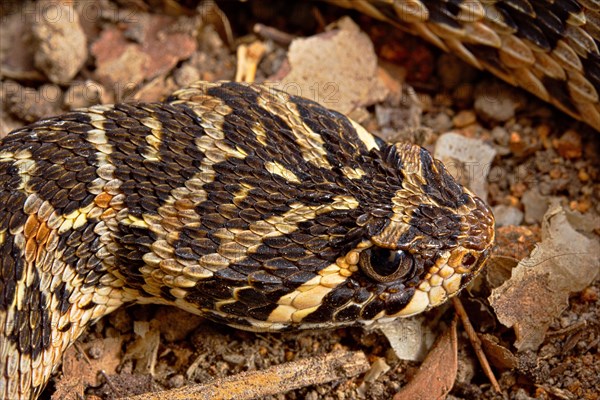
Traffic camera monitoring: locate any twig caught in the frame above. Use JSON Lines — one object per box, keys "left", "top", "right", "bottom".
{"left": 546, "top": 320, "right": 587, "bottom": 337}
{"left": 253, "top": 23, "right": 296, "bottom": 45}
{"left": 234, "top": 41, "right": 266, "bottom": 83}
{"left": 452, "top": 297, "right": 501, "bottom": 393}
{"left": 120, "top": 349, "right": 369, "bottom": 400}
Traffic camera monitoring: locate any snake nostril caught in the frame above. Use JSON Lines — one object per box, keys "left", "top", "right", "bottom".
{"left": 462, "top": 253, "right": 477, "bottom": 268}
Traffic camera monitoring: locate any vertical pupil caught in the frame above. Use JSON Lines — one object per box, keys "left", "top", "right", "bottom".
{"left": 370, "top": 248, "right": 402, "bottom": 276}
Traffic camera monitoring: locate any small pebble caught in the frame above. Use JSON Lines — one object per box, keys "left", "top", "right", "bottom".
{"left": 511, "top": 182, "right": 527, "bottom": 198}
{"left": 474, "top": 81, "right": 520, "bottom": 122}
{"left": 168, "top": 374, "right": 185, "bottom": 388}
{"left": 491, "top": 126, "right": 509, "bottom": 144}
{"left": 4, "top": 82, "right": 63, "bottom": 122}
{"left": 555, "top": 130, "right": 582, "bottom": 159}
{"left": 174, "top": 64, "right": 201, "bottom": 88}
{"left": 569, "top": 199, "right": 591, "bottom": 213}
{"left": 508, "top": 131, "right": 528, "bottom": 156}
{"left": 493, "top": 205, "right": 524, "bottom": 226}
{"left": 425, "top": 112, "right": 452, "bottom": 133}
{"left": 580, "top": 286, "right": 599, "bottom": 302}
{"left": 513, "top": 388, "right": 536, "bottom": 400}
{"left": 549, "top": 168, "right": 562, "bottom": 179}
{"left": 32, "top": 1, "right": 87, "bottom": 84}
{"left": 452, "top": 110, "right": 477, "bottom": 128}
{"left": 578, "top": 168, "right": 590, "bottom": 182}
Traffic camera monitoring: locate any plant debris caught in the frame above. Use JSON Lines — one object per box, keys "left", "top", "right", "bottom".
{"left": 120, "top": 350, "right": 369, "bottom": 400}
{"left": 490, "top": 201, "right": 600, "bottom": 351}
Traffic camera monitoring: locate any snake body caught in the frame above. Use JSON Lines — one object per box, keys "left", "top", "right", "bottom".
{"left": 1, "top": 81, "right": 494, "bottom": 399}
{"left": 337, "top": 0, "right": 600, "bottom": 131}
{"left": 3, "top": 0, "right": 599, "bottom": 398}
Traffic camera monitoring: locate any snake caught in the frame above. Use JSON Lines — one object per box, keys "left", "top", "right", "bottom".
{"left": 1, "top": 0, "right": 598, "bottom": 399}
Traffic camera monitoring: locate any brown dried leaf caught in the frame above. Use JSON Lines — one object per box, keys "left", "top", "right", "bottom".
{"left": 53, "top": 337, "right": 123, "bottom": 400}
{"left": 91, "top": 14, "right": 196, "bottom": 97}
{"left": 479, "top": 334, "right": 518, "bottom": 370}
{"left": 393, "top": 318, "right": 458, "bottom": 400}
{"left": 489, "top": 202, "right": 600, "bottom": 351}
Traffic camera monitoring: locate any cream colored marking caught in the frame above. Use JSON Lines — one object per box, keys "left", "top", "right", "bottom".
{"left": 267, "top": 240, "right": 363, "bottom": 324}
{"left": 87, "top": 104, "right": 116, "bottom": 115}
{"left": 341, "top": 166, "right": 366, "bottom": 180}
{"left": 371, "top": 219, "right": 411, "bottom": 248}
{"left": 438, "top": 265, "right": 454, "bottom": 279}
{"left": 435, "top": 251, "right": 451, "bottom": 268}
{"left": 394, "top": 289, "right": 429, "bottom": 317}
{"left": 320, "top": 273, "right": 347, "bottom": 288}
{"left": 121, "top": 214, "right": 150, "bottom": 229}
{"left": 443, "top": 274, "right": 462, "bottom": 294}
{"left": 344, "top": 250, "right": 360, "bottom": 266}
{"left": 140, "top": 116, "right": 163, "bottom": 162}
{"left": 265, "top": 161, "right": 301, "bottom": 183}
{"left": 85, "top": 120, "right": 116, "bottom": 210}
{"left": 291, "top": 305, "right": 321, "bottom": 323}
{"left": 429, "top": 274, "right": 443, "bottom": 287}
{"left": 418, "top": 280, "right": 431, "bottom": 292}
{"left": 0, "top": 155, "right": 35, "bottom": 193}
{"left": 0, "top": 149, "right": 33, "bottom": 161}
{"left": 250, "top": 119, "right": 268, "bottom": 146}
{"left": 1, "top": 170, "right": 126, "bottom": 399}
{"left": 86, "top": 129, "right": 109, "bottom": 144}
{"left": 131, "top": 87, "right": 363, "bottom": 308}
{"left": 292, "top": 285, "right": 332, "bottom": 309}
{"left": 319, "top": 264, "right": 342, "bottom": 275}
{"left": 87, "top": 108, "right": 118, "bottom": 153}
{"left": 428, "top": 285, "right": 447, "bottom": 307}
{"left": 257, "top": 90, "right": 332, "bottom": 169}
{"left": 349, "top": 119, "right": 379, "bottom": 151}
{"left": 268, "top": 304, "right": 296, "bottom": 323}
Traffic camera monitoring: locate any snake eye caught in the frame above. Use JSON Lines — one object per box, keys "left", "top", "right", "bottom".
{"left": 359, "top": 247, "right": 414, "bottom": 283}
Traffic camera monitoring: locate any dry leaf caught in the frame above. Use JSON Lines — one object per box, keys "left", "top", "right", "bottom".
{"left": 374, "top": 316, "right": 436, "bottom": 362}
{"left": 53, "top": 337, "right": 123, "bottom": 400}
{"left": 489, "top": 201, "right": 600, "bottom": 351}
{"left": 479, "top": 334, "right": 518, "bottom": 370}
{"left": 434, "top": 132, "right": 497, "bottom": 202}
{"left": 393, "top": 318, "right": 458, "bottom": 400}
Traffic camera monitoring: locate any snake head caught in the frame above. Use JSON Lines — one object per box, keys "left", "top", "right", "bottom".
{"left": 242, "top": 138, "right": 495, "bottom": 329}
{"left": 354, "top": 142, "right": 496, "bottom": 319}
